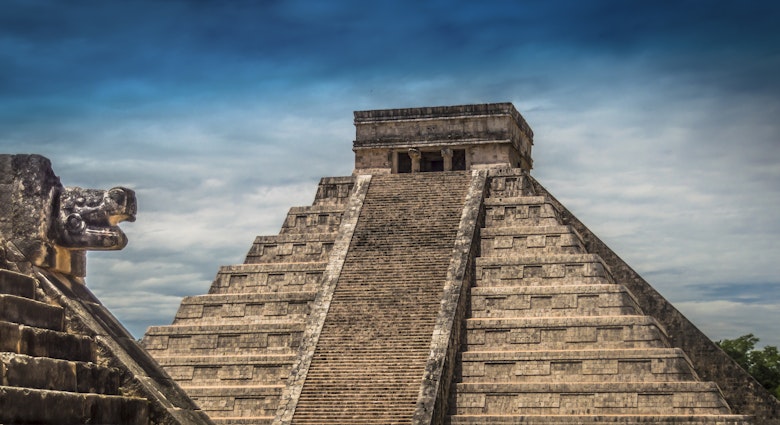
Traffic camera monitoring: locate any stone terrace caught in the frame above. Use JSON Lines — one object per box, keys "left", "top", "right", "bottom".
{"left": 445, "top": 170, "right": 751, "bottom": 424}
{"left": 0, "top": 269, "right": 148, "bottom": 424}
{"left": 143, "top": 177, "right": 355, "bottom": 425}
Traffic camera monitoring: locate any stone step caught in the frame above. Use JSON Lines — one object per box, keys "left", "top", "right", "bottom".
{"left": 471, "top": 284, "right": 641, "bottom": 318}
{"left": 154, "top": 354, "right": 296, "bottom": 386}
{"left": 292, "top": 415, "right": 418, "bottom": 424}
{"left": 244, "top": 232, "right": 338, "bottom": 264}
{"left": 208, "top": 263, "right": 326, "bottom": 294}
{"left": 184, "top": 385, "right": 283, "bottom": 418}
{"left": 0, "top": 385, "right": 148, "bottom": 425}
{"left": 292, "top": 407, "right": 421, "bottom": 424}
{"left": 299, "top": 381, "right": 425, "bottom": 390}
{"left": 484, "top": 198, "right": 563, "bottom": 227}
{"left": 294, "top": 399, "right": 418, "bottom": 410}
{"left": 154, "top": 353, "right": 297, "bottom": 366}
{"left": 294, "top": 402, "right": 418, "bottom": 412}
{"left": 173, "top": 291, "right": 316, "bottom": 324}
{"left": 460, "top": 348, "right": 697, "bottom": 383}
{"left": 453, "top": 382, "right": 732, "bottom": 415}
{"left": 280, "top": 204, "right": 345, "bottom": 235}
{"left": 143, "top": 322, "right": 304, "bottom": 355}
{"left": 302, "top": 364, "right": 426, "bottom": 375}
{"left": 476, "top": 253, "right": 615, "bottom": 287}
{"left": 302, "top": 374, "right": 424, "bottom": 383}
{"left": 0, "top": 352, "right": 120, "bottom": 394}
{"left": 465, "top": 316, "right": 668, "bottom": 351}
{"left": 306, "top": 353, "right": 429, "bottom": 360}
{"left": 211, "top": 417, "right": 273, "bottom": 425}
{"left": 0, "top": 293, "right": 64, "bottom": 330}
{"left": 486, "top": 172, "right": 534, "bottom": 198}
{"left": 481, "top": 226, "right": 586, "bottom": 256}
{"left": 481, "top": 225, "right": 574, "bottom": 237}
{"left": 313, "top": 336, "right": 435, "bottom": 345}
{"left": 312, "top": 176, "right": 355, "bottom": 206}
{"left": 0, "top": 320, "right": 95, "bottom": 362}
{"left": 448, "top": 415, "right": 753, "bottom": 424}
{"left": 0, "top": 269, "right": 36, "bottom": 299}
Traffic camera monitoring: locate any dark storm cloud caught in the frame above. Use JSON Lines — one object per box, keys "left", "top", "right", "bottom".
{"left": 4, "top": 1, "right": 778, "bottom": 95}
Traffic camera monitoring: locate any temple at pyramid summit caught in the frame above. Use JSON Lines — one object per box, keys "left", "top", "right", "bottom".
{"left": 140, "top": 103, "right": 780, "bottom": 424}
{"left": 2, "top": 103, "right": 778, "bottom": 424}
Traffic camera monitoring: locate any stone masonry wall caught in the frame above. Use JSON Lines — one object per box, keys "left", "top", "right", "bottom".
{"left": 529, "top": 175, "right": 780, "bottom": 423}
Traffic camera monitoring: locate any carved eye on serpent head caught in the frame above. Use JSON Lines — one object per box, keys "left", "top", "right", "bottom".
{"left": 64, "top": 213, "right": 86, "bottom": 234}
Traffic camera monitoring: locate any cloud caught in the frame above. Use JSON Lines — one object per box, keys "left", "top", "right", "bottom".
{"left": 1, "top": 0, "right": 779, "bottom": 348}
{"left": 677, "top": 300, "right": 780, "bottom": 348}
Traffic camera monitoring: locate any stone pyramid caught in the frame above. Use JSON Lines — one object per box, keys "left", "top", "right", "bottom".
{"left": 0, "top": 154, "right": 211, "bottom": 424}
{"left": 143, "top": 103, "right": 780, "bottom": 424}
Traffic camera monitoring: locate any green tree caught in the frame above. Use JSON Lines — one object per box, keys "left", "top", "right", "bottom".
{"left": 717, "top": 334, "right": 780, "bottom": 399}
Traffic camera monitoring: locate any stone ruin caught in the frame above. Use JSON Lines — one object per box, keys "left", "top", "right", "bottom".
{"left": 0, "top": 154, "right": 211, "bottom": 424}
{"left": 2, "top": 103, "right": 780, "bottom": 424}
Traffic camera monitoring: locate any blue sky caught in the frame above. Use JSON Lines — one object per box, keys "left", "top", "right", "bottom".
{"left": 2, "top": 0, "right": 779, "bottom": 346}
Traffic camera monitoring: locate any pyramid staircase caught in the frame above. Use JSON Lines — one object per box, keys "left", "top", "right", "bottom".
{"left": 0, "top": 269, "right": 148, "bottom": 424}
{"left": 446, "top": 170, "right": 752, "bottom": 424}
{"left": 290, "top": 172, "right": 472, "bottom": 424}
{"left": 143, "top": 176, "right": 356, "bottom": 425}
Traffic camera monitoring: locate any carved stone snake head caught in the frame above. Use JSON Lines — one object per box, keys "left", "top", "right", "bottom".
{"left": 55, "top": 186, "right": 137, "bottom": 250}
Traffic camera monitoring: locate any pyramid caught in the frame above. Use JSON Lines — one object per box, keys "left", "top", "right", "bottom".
{"left": 143, "top": 103, "right": 780, "bottom": 424}
{"left": 0, "top": 154, "right": 211, "bottom": 424}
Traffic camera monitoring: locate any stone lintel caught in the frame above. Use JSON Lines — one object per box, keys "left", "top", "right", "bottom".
{"left": 352, "top": 138, "right": 514, "bottom": 150}
{"left": 145, "top": 322, "right": 303, "bottom": 335}
{"left": 484, "top": 195, "right": 549, "bottom": 206}
{"left": 353, "top": 102, "right": 533, "bottom": 142}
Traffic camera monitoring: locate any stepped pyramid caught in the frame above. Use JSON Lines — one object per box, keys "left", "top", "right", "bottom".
{"left": 0, "top": 154, "right": 211, "bottom": 424}
{"left": 144, "top": 103, "right": 780, "bottom": 424}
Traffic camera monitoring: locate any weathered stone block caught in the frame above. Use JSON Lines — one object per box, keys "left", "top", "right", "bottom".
{"left": 0, "top": 294, "right": 64, "bottom": 330}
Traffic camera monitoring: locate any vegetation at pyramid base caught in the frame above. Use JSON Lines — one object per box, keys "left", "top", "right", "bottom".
{"left": 718, "top": 334, "right": 780, "bottom": 399}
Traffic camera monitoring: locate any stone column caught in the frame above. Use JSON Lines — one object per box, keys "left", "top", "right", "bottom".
{"left": 441, "top": 148, "right": 453, "bottom": 171}
{"left": 409, "top": 148, "right": 421, "bottom": 173}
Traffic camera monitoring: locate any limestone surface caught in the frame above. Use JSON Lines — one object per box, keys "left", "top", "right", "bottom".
{"left": 145, "top": 103, "right": 780, "bottom": 425}
{"left": 0, "top": 154, "right": 211, "bottom": 425}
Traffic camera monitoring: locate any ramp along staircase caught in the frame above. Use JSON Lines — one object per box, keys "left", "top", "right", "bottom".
{"left": 445, "top": 169, "right": 752, "bottom": 424}
{"left": 143, "top": 176, "right": 356, "bottom": 425}
{"left": 0, "top": 269, "right": 148, "bottom": 425}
